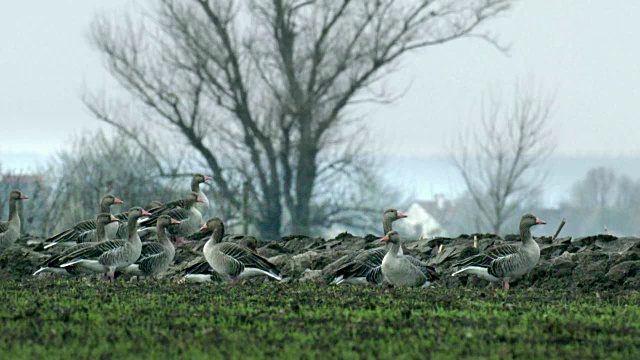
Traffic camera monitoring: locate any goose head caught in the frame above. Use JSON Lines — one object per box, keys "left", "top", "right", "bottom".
{"left": 128, "top": 206, "right": 152, "bottom": 221}
{"left": 185, "top": 192, "right": 205, "bottom": 207}
{"left": 96, "top": 213, "right": 120, "bottom": 226}
{"left": 240, "top": 237, "right": 259, "bottom": 254}
{"left": 380, "top": 230, "right": 401, "bottom": 244}
{"left": 200, "top": 217, "right": 224, "bottom": 232}
{"left": 157, "top": 214, "right": 180, "bottom": 228}
{"left": 201, "top": 217, "right": 225, "bottom": 243}
{"left": 383, "top": 208, "right": 408, "bottom": 222}
{"left": 9, "top": 190, "right": 28, "bottom": 201}
{"left": 101, "top": 194, "right": 124, "bottom": 207}
{"left": 520, "top": 213, "right": 546, "bottom": 230}
{"left": 193, "top": 174, "right": 212, "bottom": 186}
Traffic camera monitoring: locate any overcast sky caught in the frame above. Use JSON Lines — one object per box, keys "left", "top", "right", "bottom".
{"left": 1, "top": 1, "right": 639, "bottom": 159}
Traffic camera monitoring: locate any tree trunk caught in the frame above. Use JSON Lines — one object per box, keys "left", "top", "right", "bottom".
{"left": 291, "top": 142, "right": 318, "bottom": 234}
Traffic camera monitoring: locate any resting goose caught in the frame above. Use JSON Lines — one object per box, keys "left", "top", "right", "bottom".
{"left": 180, "top": 237, "right": 260, "bottom": 283}
{"left": 0, "top": 190, "right": 28, "bottom": 253}
{"left": 201, "top": 218, "right": 281, "bottom": 282}
{"left": 59, "top": 207, "right": 150, "bottom": 281}
{"left": 381, "top": 231, "right": 436, "bottom": 287}
{"left": 121, "top": 215, "right": 179, "bottom": 278}
{"left": 452, "top": 213, "right": 545, "bottom": 290}
{"left": 140, "top": 192, "right": 204, "bottom": 246}
{"left": 44, "top": 194, "right": 124, "bottom": 249}
{"left": 33, "top": 213, "right": 119, "bottom": 277}
{"left": 331, "top": 209, "right": 436, "bottom": 285}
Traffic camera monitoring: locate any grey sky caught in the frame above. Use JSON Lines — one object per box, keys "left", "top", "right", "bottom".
{"left": 1, "top": 1, "right": 639, "bottom": 158}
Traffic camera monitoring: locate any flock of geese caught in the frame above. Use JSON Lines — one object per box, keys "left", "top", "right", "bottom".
{"left": 0, "top": 174, "right": 547, "bottom": 289}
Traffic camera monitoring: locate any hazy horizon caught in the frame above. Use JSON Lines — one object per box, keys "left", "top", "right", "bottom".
{"left": 2, "top": 1, "right": 640, "bottom": 158}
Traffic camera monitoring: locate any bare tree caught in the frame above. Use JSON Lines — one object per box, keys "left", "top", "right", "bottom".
{"left": 451, "top": 83, "right": 555, "bottom": 234}
{"left": 570, "top": 167, "right": 617, "bottom": 210}
{"left": 85, "top": 0, "right": 512, "bottom": 238}
{"left": 44, "top": 131, "right": 184, "bottom": 234}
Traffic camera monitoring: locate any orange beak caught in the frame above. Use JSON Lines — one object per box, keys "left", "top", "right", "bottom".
{"left": 380, "top": 234, "right": 390, "bottom": 242}
{"left": 536, "top": 218, "right": 546, "bottom": 225}
{"left": 200, "top": 224, "right": 208, "bottom": 231}
{"left": 204, "top": 176, "right": 212, "bottom": 184}
{"left": 397, "top": 211, "right": 408, "bottom": 218}
{"left": 197, "top": 197, "right": 205, "bottom": 203}
{"left": 170, "top": 218, "right": 180, "bottom": 225}
{"left": 110, "top": 215, "right": 119, "bottom": 223}
{"left": 20, "top": 194, "right": 28, "bottom": 200}
{"left": 142, "top": 209, "right": 152, "bottom": 216}
{"left": 114, "top": 197, "right": 124, "bottom": 204}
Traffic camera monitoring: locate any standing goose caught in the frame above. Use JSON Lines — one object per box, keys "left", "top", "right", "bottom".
{"left": 139, "top": 192, "right": 204, "bottom": 247}
{"left": 121, "top": 215, "right": 180, "bottom": 279}
{"left": 44, "top": 194, "right": 124, "bottom": 249}
{"left": 201, "top": 218, "right": 281, "bottom": 282}
{"left": 33, "top": 213, "right": 119, "bottom": 277}
{"left": 146, "top": 174, "right": 211, "bottom": 214}
{"left": 59, "top": 207, "right": 151, "bottom": 281}
{"left": 452, "top": 214, "right": 545, "bottom": 290}
{"left": 380, "top": 231, "right": 436, "bottom": 287}
{"left": 180, "top": 237, "right": 260, "bottom": 283}
{"left": 0, "top": 190, "right": 28, "bottom": 253}
{"left": 192, "top": 174, "right": 211, "bottom": 215}
{"left": 331, "top": 209, "right": 432, "bottom": 285}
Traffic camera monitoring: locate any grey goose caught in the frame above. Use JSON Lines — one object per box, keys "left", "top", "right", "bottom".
{"left": 452, "top": 214, "right": 545, "bottom": 290}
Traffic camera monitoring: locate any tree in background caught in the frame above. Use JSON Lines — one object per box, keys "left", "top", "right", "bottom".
{"left": 84, "top": 0, "right": 512, "bottom": 238}
{"left": 42, "top": 131, "right": 185, "bottom": 235}
{"left": 562, "top": 166, "right": 640, "bottom": 236}
{"left": 451, "top": 83, "right": 555, "bottom": 234}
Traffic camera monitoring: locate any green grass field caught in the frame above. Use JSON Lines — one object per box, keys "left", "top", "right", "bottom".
{"left": 1, "top": 280, "right": 639, "bottom": 359}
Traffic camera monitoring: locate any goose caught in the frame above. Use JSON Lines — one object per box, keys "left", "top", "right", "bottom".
{"left": 44, "top": 194, "right": 124, "bottom": 249}
{"left": 331, "top": 209, "right": 436, "bottom": 285}
{"left": 180, "top": 237, "right": 260, "bottom": 283}
{"left": 139, "top": 192, "right": 204, "bottom": 247}
{"left": 452, "top": 213, "right": 545, "bottom": 290}
{"left": 191, "top": 174, "right": 211, "bottom": 214}
{"left": 33, "top": 213, "right": 119, "bottom": 277}
{"left": 380, "top": 231, "right": 436, "bottom": 287}
{"left": 58, "top": 207, "right": 151, "bottom": 281}
{"left": 0, "top": 190, "right": 28, "bottom": 252}
{"left": 200, "top": 218, "right": 281, "bottom": 282}
{"left": 121, "top": 215, "right": 179, "bottom": 279}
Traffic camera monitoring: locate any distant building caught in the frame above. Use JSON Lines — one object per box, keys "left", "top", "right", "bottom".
{"left": 399, "top": 197, "right": 451, "bottom": 238}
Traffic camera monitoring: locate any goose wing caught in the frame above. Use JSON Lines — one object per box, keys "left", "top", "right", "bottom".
{"left": 183, "top": 257, "right": 213, "bottom": 275}
{"left": 140, "top": 207, "right": 190, "bottom": 227}
{"left": 60, "top": 240, "right": 126, "bottom": 261}
{"left": 47, "top": 219, "right": 97, "bottom": 244}
{"left": 216, "top": 243, "right": 278, "bottom": 277}
{"left": 135, "top": 242, "right": 169, "bottom": 274}
{"left": 333, "top": 247, "right": 386, "bottom": 284}
{"left": 406, "top": 255, "right": 439, "bottom": 281}
{"left": 454, "top": 243, "right": 520, "bottom": 269}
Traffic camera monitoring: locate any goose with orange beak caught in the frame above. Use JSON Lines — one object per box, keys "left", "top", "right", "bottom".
{"left": 452, "top": 214, "right": 546, "bottom": 290}
{"left": 380, "top": 230, "right": 435, "bottom": 287}
{"left": 59, "top": 207, "right": 151, "bottom": 281}
{"left": 123, "top": 215, "right": 181, "bottom": 279}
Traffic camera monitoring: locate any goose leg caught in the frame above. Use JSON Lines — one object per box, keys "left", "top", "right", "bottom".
{"left": 502, "top": 281, "right": 510, "bottom": 290}
{"left": 174, "top": 237, "right": 194, "bottom": 247}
